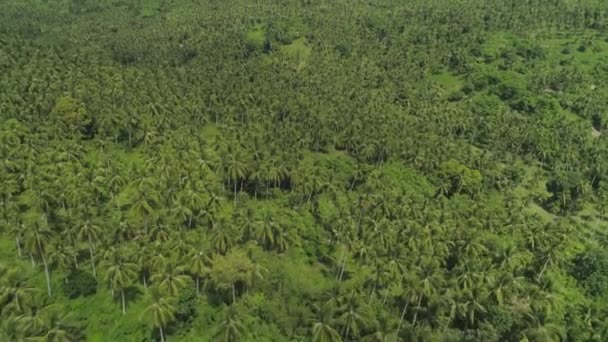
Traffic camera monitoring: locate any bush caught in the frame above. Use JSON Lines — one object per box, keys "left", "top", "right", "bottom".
{"left": 448, "top": 91, "right": 465, "bottom": 102}
{"left": 175, "top": 286, "right": 198, "bottom": 324}
{"left": 572, "top": 248, "right": 608, "bottom": 296}
{"left": 51, "top": 96, "right": 92, "bottom": 136}
{"left": 63, "top": 270, "right": 97, "bottom": 299}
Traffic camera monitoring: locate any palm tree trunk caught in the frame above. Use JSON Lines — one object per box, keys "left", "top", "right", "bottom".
{"left": 233, "top": 182, "right": 237, "bottom": 206}
{"left": 537, "top": 257, "right": 551, "bottom": 281}
{"left": 88, "top": 240, "right": 97, "bottom": 279}
{"left": 232, "top": 283, "right": 236, "bottom": 303}
{"left": 338, "top": 256, "right": 347, "bottom": 282}
{"left": 344, "top": 318, "right": 351, "bottom": 339}
{"left": 159, "top": 326, "right": 165, "bottom": 342}
{"left": 188, "top": 215, "right": 193, "bottom": 229}
{"left": 412, "top": 295, "right": 422, "bottom": 327}
{"left": 368, "top": 281, "right": 377, "bottom": 304}
{"left": 15, "top": 237, "right": 22, "bottom": 257}
{"left": 42, "top": 255, "right": 52, "bottom": 296}
{"left": 30, "top": 253, "right": 36, "bottom": 268}
{"left": 121, "top": 289, "right": 126, "bottom": 314}
{"left": 382, "top": 288, "right": 389, "bottom": 306}
{"left": 397, "top": 301, "right": 409, "bottom": 336}
{"left": 196, "top": 277, "right": 200, "bottom": 294}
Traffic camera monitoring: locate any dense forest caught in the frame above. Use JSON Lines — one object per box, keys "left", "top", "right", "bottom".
{"left": 1, "top": 0, "right": 608, "bottom": 340}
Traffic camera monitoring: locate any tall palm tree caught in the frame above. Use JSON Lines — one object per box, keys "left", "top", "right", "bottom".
{"left": 312, "top": 300, "right": 342, "bottom": 342}
{"left": 23, "top": 217, "right": 53, "bottom": 296}
{"left": 362, "top": 314, "right": 398, "bottom": 342}
{"left": 214, "top": 307, "right": 246, "bottom": 342}
{"left": 151, "top": 262, "right": 190, "bottom": 296}
{"left": 48, "top": 243, "right": 78, "bottom": 284}
{"left": 21, "top": 304, "right": 78, "bottom": 342}
{"left": 337, "top": 293, "right": 371, "bottom": 340}
{"left": 0, "top": 270, "right": 39, "bottom": 316}
{"left": 210, "top": 222, "right": 239, "bottom": 255}
{"left": 129, "top": 180, "right": 160, "bottom": 234}
{"left": 142, "top": 288, "right": 176, "bottom": 342}
{"left": 77, "top": 219, "right": 102, "bottom": 279}
{"left": 102, "top": 250, "right": 138, "bottom": 314}
{"left": 185, "top": 249, "right": 209, "bottom": 294}
{"left": 7, "top": 221, "right": 24, "bottom": 257}
{"left": 225, "top": 152, "right": 248, "bottom": 206}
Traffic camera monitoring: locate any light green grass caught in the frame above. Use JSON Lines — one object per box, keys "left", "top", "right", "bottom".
{"left": 279, "top": 37, "right": 311, "bottom": 69}
{"left": 246, "top": 24, "right": 266, "bottom": 52}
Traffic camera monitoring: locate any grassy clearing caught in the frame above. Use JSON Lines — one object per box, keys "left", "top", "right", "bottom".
{"left": 430, "top": 71, "right": 463, "bottom": 96}
{"left": 279, "top": 37, "right": 311, "bottom": 69}
{"left": 246, "top": 24, "right": 267, "bottom": 52}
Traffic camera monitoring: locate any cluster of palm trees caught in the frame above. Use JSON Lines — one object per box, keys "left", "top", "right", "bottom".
{"left": 2, "top": 0, "right": 608, "bottom": 340}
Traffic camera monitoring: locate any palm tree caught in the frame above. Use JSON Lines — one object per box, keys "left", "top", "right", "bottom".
{"left": 23, "top": 217, "right": 53, "bottom": 296}
{"left": 151, "top": 262, "right": 190, "bottom": 296}
{"left": 102, "top": 250, "right": 138, "bottom": 314}
{"left": 362, "top": 314, "right": 398, "bottom": 342}
{"left": 0, "top": 270, "right": 39, "bottom": 316}
{"left": 142, "top": 287, "right": 176, "bottom": 342}
{"left": 185, "top": 249, "right": 209, "bottom": 294}
{"left": 210, "top": 222, "right": 239, "bottom": 255}
{"left": 21, "top": 304, "right": 78, "bottom": 342}
{"left": 312, "top": 300, "right": 342, "bottom": 342}
{"left": 520, "top": 323, "right": 565, "bottom": 342}
{"left": 253, "top": 211, "right": 285, "bottom": 251}
{"left": 129, "top": 180, "right": 160, "bottom": 234}
{"left": 48, "top": 243, "right": 78, "bottom": 284}
{"left": 7, "top": 221, "right": 24, "bottom": 257}
{"left": 225, "top": 152, "right": 248, "bottom": 205}
{"left": 337, "top": 293, "right": 371, "bottom": 340}
{"left": 77, "top": 219, "right": 102, "bottom": 279}
{"left": 214, "top": 307, "right": 246, "bottom": 342}
{"left": 0, "top": 314, "right": 26, "bottom": 341}
{"left": 174, "top": 189, "right": 203, "bottom": 229}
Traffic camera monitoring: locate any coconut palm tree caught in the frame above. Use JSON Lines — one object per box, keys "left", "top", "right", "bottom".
{"left": 151, "top": 262, "right": 190, "bottom": 297}
{"left": 77, "top": 219, "right": 102, "bottom": 279}
{"left": 214, "top": 307, "right": 246, "bottom": 342}
{"left": 224, "top": 151, "right": 248, "bottom": 205}
{"left": 185, "top": 249, "right": 209, "bottom": 294}
{"left": 142, "top": 287, "right": 176, "bottom": 342}
{"left": 312, "top": 300, "right": 342, "bottom": 342}
{"left": 23, "top": 217, "right": 53, "bottom": 296}
{"left": 48, "top": 243, "right": 78, "bottom": 284}
{"left": 102, "top": 250, "right": 138, "bottom": 314}
{"left": 0, "top": 270, "right": 39, "bottom": 316}
{"left": 337, "top": 293, "right": 371, "bottom": 340}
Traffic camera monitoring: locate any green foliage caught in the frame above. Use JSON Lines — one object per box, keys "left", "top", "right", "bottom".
{"left": 439, "top": 159, "right": 483, "bottom": 196}
{"left": 50, "top": 96, "right": 92, "bottom": 136}
{"left": 245, "top": 24, "right": 267, "bottom": 54}
{"left": 174, "top": 286, "right": 198, "bottom": 326}
{"left": 63, "top": 270, "right": 98, "bottom": 299}
{"left": 573, "top": 248, "right": 608, "bottom": 296}
{"left": 1, "top": 0, "right": 608, "bottom": 340}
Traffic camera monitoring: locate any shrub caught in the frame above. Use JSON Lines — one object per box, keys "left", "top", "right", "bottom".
{"left": 448, "top": 90, "right": 465, "bottom": 102}
{"left": 51, "top": 96, "right": 92, "bottom": 136}
{"left": 63, "top": 270, "right": 97, "bottom": 299}
{"left": 175, "top": 286, "right": 198, "bottom": 324}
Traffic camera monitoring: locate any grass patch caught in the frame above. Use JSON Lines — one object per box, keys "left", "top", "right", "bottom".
{"left": 246, "top": 24, "right": 267, "bottom": 52}
{"left": 279, "top": 37, "right": 311, "bottom": 69}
